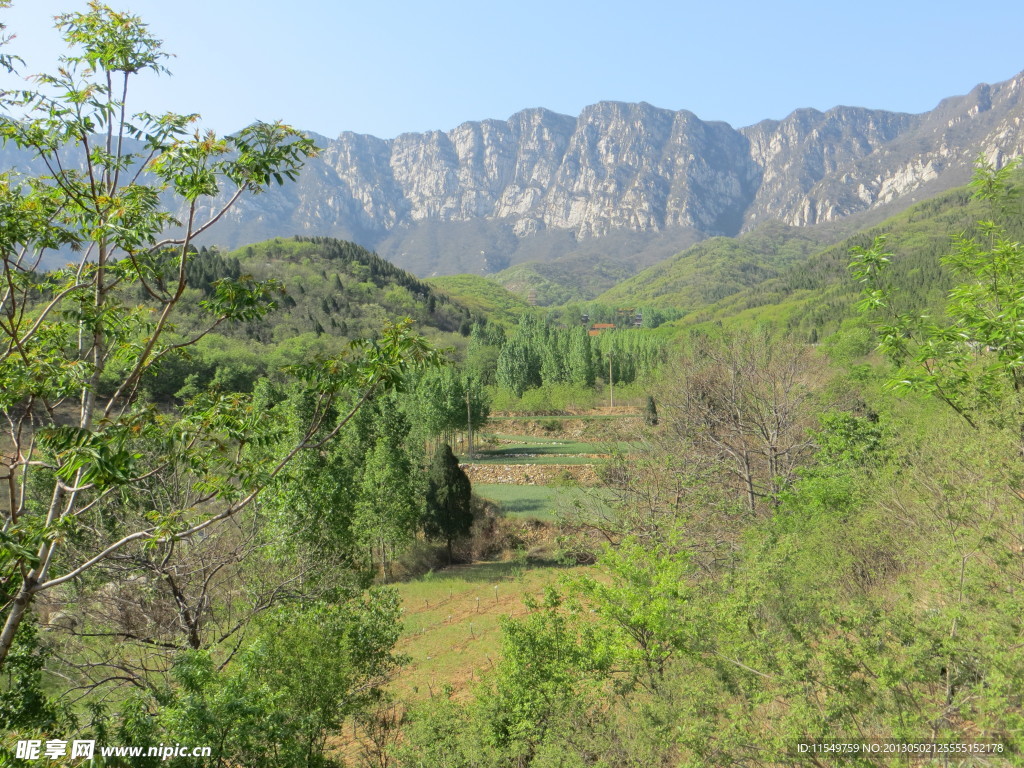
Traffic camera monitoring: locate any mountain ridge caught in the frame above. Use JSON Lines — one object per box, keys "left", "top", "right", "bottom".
{"left": 6, "top": 71, "right": 1024, "bottom": 279}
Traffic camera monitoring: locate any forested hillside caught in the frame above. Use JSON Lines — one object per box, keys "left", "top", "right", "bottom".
{"left": 128, "top": 236, "right": 475, "bottom": 400}
{"left": 683, "top": 178, "right": 1024, "bottom": 338}
{"left": 596, "top": 221, "right": 829, "bottom": 311}
{"left": 424, "top": 273, "right": 535, "bottom": 325}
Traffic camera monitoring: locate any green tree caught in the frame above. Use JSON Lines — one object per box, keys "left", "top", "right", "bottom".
{"left": 466, "top": 321, "right": 503, "bottom": 386}
{"left": 565, "top": 327, "right": 595, "bottom": 387}
{"left": 423, "top": 444, "right": 473, "bottom": 563}
{"left": 473, "top": 589, "right": 612, "bottom": 766}
{"left": 0, "top": 620, "right": 73, "bottom": 738}
{"left": 850, "top": 159, "right": 1024, "bottom": 427}
{"left": 408, "top": 367, "right": 466, "bottom": 443}
{"left": 407, "top": 368, "right": 488, "bottom": 454}
{"left": 644, "top": 394, "right": 659, "bottom": 426}
{"left": 355, "top": 435, "right": 422, "bottom": 580}
{"left": 159, "top": 591, "right": 404, "bottom": 768}
{"left": 257, "top": 381, "right": 366, "bottom": 572}
{"left": 0, "top": 5, "right": 438, "bottom": 670}
{"left": 495, "top": 339, "right": 538, "bottom": 397}
{"left": 539, "top": 332, "right": 565, "bottom": 384}
{"left": 572, "top": 536, "right": 695, "bottom": 691}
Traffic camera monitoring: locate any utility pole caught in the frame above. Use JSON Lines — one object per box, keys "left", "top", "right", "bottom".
{"left": 609, "top": 351, "right": 614, "bottom": 409}
{"left": 466, "top": 383, "right": 473, "bottom": 459}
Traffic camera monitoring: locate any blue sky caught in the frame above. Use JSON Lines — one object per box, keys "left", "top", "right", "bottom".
{"left": 2, "top": 0, "right": 1022, "bottom": 139}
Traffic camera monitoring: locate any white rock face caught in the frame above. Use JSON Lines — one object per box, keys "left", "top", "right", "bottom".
{"left": 767, "top": 74, "right": 1024, "bottom": 227}
{"left": 143, "top": 71, "right": 1024, "bottom": 274}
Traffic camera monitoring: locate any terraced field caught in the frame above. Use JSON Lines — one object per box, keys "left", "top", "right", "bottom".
{"left": 470, "top": 484, "right": 563, "bottom": 521}
{"left": 464, "top": 417, "right": 639, "bottom": 520}
{"left": 379, "top": 410, "right": 640, "bottom": 712}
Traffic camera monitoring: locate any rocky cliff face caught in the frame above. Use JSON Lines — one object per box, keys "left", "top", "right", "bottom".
{"left": 13, "top": 72, "right": 1024, "bottom": 276}
{"left": 740, "top": 106, "right": 920, "bottom": 227}
{"left": 305, "top": 70, "right": 1024, "bottom": 274}
{"left": 287, "top": 101, "right": 761, "bottom": 247}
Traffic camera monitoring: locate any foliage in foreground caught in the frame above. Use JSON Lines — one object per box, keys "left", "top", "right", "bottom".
{"left": 0, "top": 6, "right": 431, "bottom": 766}
{"left": 394, "top": 164, "right": 1024, "bottom": 766}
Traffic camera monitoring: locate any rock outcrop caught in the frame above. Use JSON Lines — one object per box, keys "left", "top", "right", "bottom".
{"left": 9, "top": 71, "right": 1024, "bottom": 276}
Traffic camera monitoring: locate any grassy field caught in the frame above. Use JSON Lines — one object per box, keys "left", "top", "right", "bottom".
{"left": 474, "top": 483, "right": 615, "bottom": 521}
{"left": 480, "top": 434, "right": 570, "bottom": 444}
{"left": 335, "top": 560, "right": 580, "bottom": 762}
{"left": 469, "top": 434, "right": 635, "bottom": 467}
{"left": 488, "top": 414, "right": 639, "bottom": 422}
{"left": 384, "top": 413, "right": 624, "bottom": 692}
{"left": 464, "top": 455, "right": 602, "bottom": 466}
{"left": 390, "top": 559, "right": 578, "bottom": 700}
{"left": 473, "top": 484, "right": 561, "bottom": 520}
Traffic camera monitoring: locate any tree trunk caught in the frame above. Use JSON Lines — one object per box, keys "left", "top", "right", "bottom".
{"left": 742, "top": 451, "right": 756, "bottom": 514}
{"left": 0, "top": 582, "right": 34, "bottom": 666}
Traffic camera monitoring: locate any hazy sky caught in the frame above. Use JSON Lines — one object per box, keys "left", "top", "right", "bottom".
{"left": 2, "top": 0, "right": 1022, "bottom": 140}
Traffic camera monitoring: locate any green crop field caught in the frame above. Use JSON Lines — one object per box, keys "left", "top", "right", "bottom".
{"left": 481, "top": 433, "right": 595, "bottom": 446}
{"left": 474, "top": 483, "right": 616, "bottom": 522}
{"left": 477, "top": 439, "right": 612, "bottom": 457}
{"left": 488, "top": 414, "right": 639, "bottom": 422}
{"left": 479, "top": 438, "right": 634, "bottom": 454}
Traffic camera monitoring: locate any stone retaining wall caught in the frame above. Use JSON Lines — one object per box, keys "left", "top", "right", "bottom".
{"left": 462, "top": 463, "right": 600, "bottom": 486}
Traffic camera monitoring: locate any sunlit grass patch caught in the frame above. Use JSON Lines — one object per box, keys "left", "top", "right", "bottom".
{"left": 473, "top": 484, "right": 561, "bottom": 520}
{"left": 391, "top": 560, "right": 579, "bottom": 700}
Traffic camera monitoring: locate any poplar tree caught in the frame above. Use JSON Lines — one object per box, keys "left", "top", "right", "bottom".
{"left": 567, "top": 327, "right": 595, "bottom": 387}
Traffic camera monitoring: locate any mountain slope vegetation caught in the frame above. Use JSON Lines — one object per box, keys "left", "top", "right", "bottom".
{"left": 596, "top": 221, "right": 829, "bottom": 311}
{"left": 136, "top": 236, "right": 476, "bottom": 400}
{"left": 684, "top": 183, "right": 1013, "bottom": 335}
{"left": 425, "top": 274, "right": 535, "bottom": 325}
{"left": 586, "top": 171, "right": 1024, "bottom": 342}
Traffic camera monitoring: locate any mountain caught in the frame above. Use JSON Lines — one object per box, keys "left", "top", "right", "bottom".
{"left": 136, "top": 236, "right": 480, "bottom": 401}
{"left": 424, "top": 274, "right": 534, "bottom": 325}
{"left": 6, "top": 73, "right": 1024, "bottom": 279}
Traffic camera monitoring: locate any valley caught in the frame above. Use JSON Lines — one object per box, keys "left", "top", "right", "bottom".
{"left": 3, "top": 6, "right": 1024, "bottom": 766}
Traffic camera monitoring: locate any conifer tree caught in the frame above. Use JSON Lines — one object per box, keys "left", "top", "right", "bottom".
{"left": 423, "top": 445, "right": 473, "bottom": 563}
{"left": 645, "top": 395, "right": 659, "bottom": 426}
